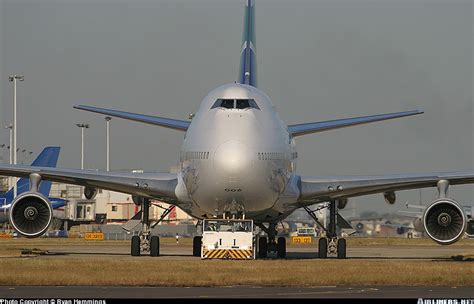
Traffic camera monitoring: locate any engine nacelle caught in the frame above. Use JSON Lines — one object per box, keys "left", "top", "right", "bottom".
{"left": 84, "top": 187, "right": 98, "bottom": 200}
{"left": 383, "top": 191, "right": 396, "bottom": 205}
{"left": 423, "top": 198, "right": 467, "bottom": 245}
{"left": 466, "top": 219, "right": 474, "bottom": 237}
{"left": 9, "top": 192, "right": 53, "bottom": 238}
{"left": 132, "top": 195, "right": 148, "bottom": 206}
{"left": 337, "top": 198, "right": 348, "bottom": 209}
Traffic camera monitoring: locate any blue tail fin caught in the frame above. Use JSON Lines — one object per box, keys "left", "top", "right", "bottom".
{"left": 1, "top": 147, "right": 60, "bottom": 204}
{"left": 238, "top": 0, "right": 257, "bottom": 87}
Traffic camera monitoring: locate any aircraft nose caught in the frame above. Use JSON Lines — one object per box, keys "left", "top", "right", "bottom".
{"left": 213, "top": 140, "right": 252, "bottom": 181}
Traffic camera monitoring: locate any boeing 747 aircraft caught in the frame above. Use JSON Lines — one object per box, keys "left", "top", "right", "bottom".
{"left": 0, "top": 0, "right": 472, "bottom": 258}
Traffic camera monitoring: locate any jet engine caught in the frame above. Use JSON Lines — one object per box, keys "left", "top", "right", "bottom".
{"left": 84, "top": 187, "right": 98, "bottom": 200}
{"left": 383, "top": 191, "right": 396, "bottom": 205}
{"left": 132, "top": 195, "right": 147, "bottom": 206}
{"left": 337, "top": 198, "right": 348, "bottom": 209}
{"left": 9, "top": 192, "right": 53, "bottom": 238}
{"left": 466, "top": 220, "right": 474, "bottom": 236}
{"left": 423, "top": 198, "right": 467, "bottom": 245}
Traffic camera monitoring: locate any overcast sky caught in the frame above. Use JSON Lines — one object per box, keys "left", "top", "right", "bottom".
{"left": 0, "top": 0, "right": 472, "bottom": 214}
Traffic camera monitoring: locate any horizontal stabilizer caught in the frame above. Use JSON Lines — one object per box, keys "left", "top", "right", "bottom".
{"left": 74, "top": 105, "right": 190, "bottom": 132}
{"left": 288, "top": 110, "right": 423, "bottom": 137}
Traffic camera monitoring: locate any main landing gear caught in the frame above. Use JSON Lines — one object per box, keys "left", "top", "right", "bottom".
{"left": 256, "top": 222, "right": 286, "bottom": 259}
{"left": 304, "top": 200, "right": 350, "bottom": 259}
{"left": 127, "top": 199, "right": 175, "bottom": 257}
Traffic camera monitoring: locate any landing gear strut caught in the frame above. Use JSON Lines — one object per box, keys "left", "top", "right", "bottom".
{"left": 256, "top": 222, "right": 286, "bottom": 259}
{"left": 305, "top": 200, "right": 348, "bottom": 259}
{"left": 129, "top": 199, "right": 176, "bottom": 257}
{"left": 130, "top": 199, "right": 157, "bottom": 256}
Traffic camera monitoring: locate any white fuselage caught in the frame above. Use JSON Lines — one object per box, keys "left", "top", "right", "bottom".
{"left": 176, "top": 83, "right": 300, "bottom": 222}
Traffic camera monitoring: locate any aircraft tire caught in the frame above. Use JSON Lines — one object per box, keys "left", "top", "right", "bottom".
{"left": 131, "top": 235, "right": 140, "bottom": 256}
{"left": 150, "top": 236, "right": 160, "bottom": 257}
{"left": 337, "top": 238, "right": 346, "bottom": 259}
{"left": 318, "top": 237, "right": 327, "bottom": 259}
{"left": 258, "top": 237, "right": 268, "bottom": 259}
{"left": 277, "top": 237, "right": 286, "bottom": 259}
{"left": 193, "top": 236, "right": 202, "bottom": 257}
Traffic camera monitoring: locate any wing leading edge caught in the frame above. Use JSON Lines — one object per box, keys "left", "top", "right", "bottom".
{"left": 288, "top": 110, "right": 423, "bottom": 137}
{"left": 298, "top": 171, "right": 474, "bottom": 204}
{"left": 73, "top": 105, "right": 190, "bottom": 131}
{"left": 0, "top": 164, "right": 179, "bottom": 203}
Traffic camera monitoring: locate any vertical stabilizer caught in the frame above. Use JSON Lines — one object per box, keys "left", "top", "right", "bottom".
{"left": 238, "top": 0, "right": 257, "bottom": 87}
{"left": 0, "top": 147, "right": 60, "bottom": 204}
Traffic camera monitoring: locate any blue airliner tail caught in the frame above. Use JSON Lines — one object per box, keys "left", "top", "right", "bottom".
{"left": 1, "top": 147, "right": 60, "bottom": 204}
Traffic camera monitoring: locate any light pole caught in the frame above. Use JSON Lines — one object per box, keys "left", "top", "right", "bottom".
{"left": 105, "top": 117, "right": 111, "bottom": 171}
{"left": 76, "top": 123, "right": 90, "bottom": 170}
{"left": 9, "top": 75, "right": 24, "bottom": 198}
{"left": 4, "top": 124, "right": 13, "bottom": 164}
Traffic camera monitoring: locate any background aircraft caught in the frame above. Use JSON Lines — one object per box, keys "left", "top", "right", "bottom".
{"left": 0, "top": 147, "right": 66, "bottom": 226}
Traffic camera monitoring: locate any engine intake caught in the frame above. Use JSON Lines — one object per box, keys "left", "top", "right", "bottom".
{"left": 423, "top": 199, "right": 466, "bottom": 245}
{"left": 9, "top": 192, "right": 53, "bottom": 238}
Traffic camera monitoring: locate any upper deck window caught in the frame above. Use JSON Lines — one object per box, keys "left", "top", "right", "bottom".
{"left": 211, "top": 99, "right": 260, "bottom": 110}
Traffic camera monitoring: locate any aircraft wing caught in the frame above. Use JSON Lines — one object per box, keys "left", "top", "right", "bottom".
{"left": 73, "top": 105, "right": 190, "bottom": 132}
{"left": 287, "top": 110, "right": 423, "bottom": 137}
{"left": 0, "top": 164, "right": 179, "bottom": 203}
{"left": 298, "top": 171, "right": 474, "bottom": 204}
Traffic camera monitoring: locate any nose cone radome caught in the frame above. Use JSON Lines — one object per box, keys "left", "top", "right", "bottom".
{"left": 214, "top": 140, "right": 252, "bottom": 180}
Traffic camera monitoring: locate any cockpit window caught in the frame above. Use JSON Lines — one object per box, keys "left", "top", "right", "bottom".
{"left": 248, "top": 99, "right": 260, "bottom": 110}
{"left": 211, "top": 99, "right": 260, "bottom": 110}
{"left": 211, "top": 99, "right": 233, "bottom": 109}
{"left": 221, "top": 99, "right": 235, "bottom": 109}
{"left": 236, "top": 99, "right": 249, "bottom": 109}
